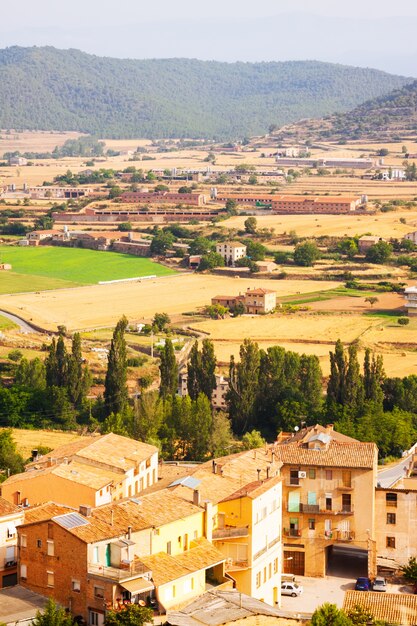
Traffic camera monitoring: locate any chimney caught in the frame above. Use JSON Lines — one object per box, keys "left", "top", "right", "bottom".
{"left": 110, "top": 510, "right": 114, "bottom": 526}
{"left": 257, "top": 469, "right": 261, "bottom": 481}
{"left": 79, "top": 505, "right": 92, "bottom": 518}
{"left": 31, "top": 449, "right": 39, "bottom": 462}
{"left": 193, "top": 489, "right": 201, "bottom": 507}
{"left": 127, "top": 525, "right": 132, "bottom": 540}
{"left": 204, "top": 501, "right": 213, "bottom": 542}
{"left": 266, "top": 466, "right": 270, "bottom": 479}
{"left": 212, "top": 461, "right": 217, "bottom": 474}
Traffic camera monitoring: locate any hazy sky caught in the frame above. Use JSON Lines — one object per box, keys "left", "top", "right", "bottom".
{"left": 2, "top": 0, "right": 417, "bottom": 75}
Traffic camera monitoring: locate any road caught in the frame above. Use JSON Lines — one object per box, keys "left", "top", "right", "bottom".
{"left": 0, "top": 310, "right": 39, "bottom": 333}
{"left": 377, "top": 445, "right": 417, "bottom": 488}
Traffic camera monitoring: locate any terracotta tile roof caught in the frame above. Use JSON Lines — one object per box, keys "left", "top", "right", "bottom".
{"left": 221, "top": 242, "right": 246, "bottom": 248}
{"left": 0, "top": 497, "right": 21, "bottom": 517}
{"left": 141, "top": 538, "right": 225, "bottom": 586}
{"left": 343, "top": 591, "right": 417, "bottom": 626}
{"left": 221, "top": 475, "right": 282, "bottom": 503}
{"left": 75, "top": 433, "right": 158, "bottom": 471}
{"left": 286, "top": 424, "right": 359, "bottom": 445}
{"left": 21, "top": 502, "right": 74, "bottom": 526}
{"left": 273, "top": 440, "right": 377, "bottom": 469}
{"left": 1, "top": 466, "right": 54, "bottom": 486}
{"left": 51, "top": 461, "right": 120, "bottom": 489}
{"left": 245, "top": 288, "right": 275, "bottom": 295}
{"left": 26, "top": 438, "right": 98, "bottom": 469}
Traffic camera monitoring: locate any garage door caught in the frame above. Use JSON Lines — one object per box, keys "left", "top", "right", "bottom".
{"left": 2, "top": 572, "right": 17, "bottom": 587}
{"left": 284, "top": 550, "right": 305, "bottom": 576}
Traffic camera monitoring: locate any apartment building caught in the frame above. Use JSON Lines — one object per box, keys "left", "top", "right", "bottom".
{"left": 17, "top": 492, "right": 227, "bottom": 624}
{"left": 1, "top": 434, "right": 159, "bottom": 508}
{"left": 178, "top": 372, "right": 229, "bottom": 410}
{"left": 151, "top": 449, "right": 283, "bottom": 607}
{"left": 0, "top": 498, "right": 24, "bottom": 588}
{"left": 120, "top": 191, "right": 206, "bottom": 206}
{"left": 375, "top": 487, "right": 417, "bottom": 569}
{"left": 273, "top": 425, "right": 378, "bottom": 578}
{"left": 215, "top": 242, "right": 247, "bottom": 267}
{"left": 404, "top": 285, "right": 417, "bottom": 316}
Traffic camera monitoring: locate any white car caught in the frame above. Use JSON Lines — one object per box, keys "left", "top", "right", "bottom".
{"left": 281, "top": 582, "right": 303, "bottom": 597}
{"left": 372, "top": 577, "right": 387, "bottom": 592}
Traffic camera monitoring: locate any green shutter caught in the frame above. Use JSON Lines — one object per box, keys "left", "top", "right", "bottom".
{"left": 288, "top": 491, "right": 300, "bottom": 512}
{"left": 307, "top": 492, "right": 317, "bottom": 505}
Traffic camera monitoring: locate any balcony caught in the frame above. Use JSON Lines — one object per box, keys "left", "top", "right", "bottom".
{"left": 335, "top": 530, "right": 355, "bottom": 542}
{"left": 88, "top": 560, "right": 151, "bottom": 581}
{"left": 4, "top": 559, "right": 17, "bottom": 569}
{"left": 213, "top": 526, "right": 249, "bottom": 540}
{"left": 283, "top": 528, "right": 302, "bottom": 538}
{"left": 225, "top": 558, "right": 249, "bottom": 572}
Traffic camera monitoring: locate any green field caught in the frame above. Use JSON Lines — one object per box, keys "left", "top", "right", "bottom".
{"left": 0, "top": 246, "right": 175, "bottom": 293}
{"left": 0, "top": 314, "right": 18, "bottom": 330}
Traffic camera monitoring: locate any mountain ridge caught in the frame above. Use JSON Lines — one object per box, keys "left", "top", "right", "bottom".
{"left": 0, "top": 46, "right": 413, "bottom": 139}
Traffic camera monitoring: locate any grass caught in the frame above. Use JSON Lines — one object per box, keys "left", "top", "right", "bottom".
{"left": 0, "top": 246, "right": 175, "bottom": 289}
{"left": 281, "top": 286, "right": 376, "bottom": 305}
{"left": 7, "top": 428, "right": 93, "bottom": 458}
{"left": 0, "top": 314, "right": 18, "bottom": 330}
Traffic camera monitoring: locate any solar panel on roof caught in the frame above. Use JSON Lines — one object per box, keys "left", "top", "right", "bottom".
{"left": 169, "top": 476, "right": 201, "bottom": 489}
{"left": 52, "top": 512, "right": 90, "bottom": 529}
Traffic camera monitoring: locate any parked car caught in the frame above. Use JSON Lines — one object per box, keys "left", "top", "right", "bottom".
{"left": 372, "top": 577, "right": 387, "bottom": 592}
{"left": 355, "top": 577, "right": 371, "bottom": 591}
{"left": 281, "top": 582, "right": 303, "bottom": 597}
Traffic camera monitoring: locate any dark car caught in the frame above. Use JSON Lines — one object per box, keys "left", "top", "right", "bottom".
{"left": 355, "top": 577, "right": 371, "bottom": 591}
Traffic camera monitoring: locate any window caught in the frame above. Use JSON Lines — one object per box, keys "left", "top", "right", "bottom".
{"left": 20, "top": 534, "right": 27, "bottom": 548}
{"left": 193, "top": 530, "right": 198, "bottom": 540}
{"left": 20, "top": 564, "right": 27, "bottom": 580}
{"left": 167, "top": 541, "right": 172, "bottom": 555}
{"left": 93, "top": 546, "right": 99, "bottom": 563}
{"left": 325, "top": 470, "right": 333, "bottom": 480}
{"left": 387, "top": 513, "right": 396, "bottom": 525}
{"left": 273, "top": 558, "right": 278, "bottom": 574}
{"left": 47, "top": 523, "right": 54, "bottom": 539}
{"left": 269, "top": 563, "right": 272, "bottom": 579}
{"left": 308, "top": 469, "right": 316, "bottom": 479}
{"left": 386, "top": 493, "right": 397, "bottom": 507}
{"left": 6, "top": 524, "right": 16, "bottom": 539}
{"left": 72, "top": 579, "right": 81, "bottom": 592}
{"left": 37, "top": 539, "right": 42, "bottom": 548}
{"left": 47, "top": 540, "right": 54, "bottom": 556}
{"left": 308, "top": 518, "right": 316, "bottom": 530}
{"left": 89, "top": 611, "right": 100, "bottom": 626}
{"left": 263, "top": 567, "right": 267, "bottom": 583}
{"left": 256, "top": 572, "right": 261, "bottom": 588}
{"left": 386, "top": 536, "right": 396, "bottom": 549}
{"left": 178, "top": 536, "right": 182, "bottom": 546}
{"left": 94, "top": 585, "right": 104, "bottom": 598}
{"left": 47, "top": 571, "right": 54, "bottom": 587}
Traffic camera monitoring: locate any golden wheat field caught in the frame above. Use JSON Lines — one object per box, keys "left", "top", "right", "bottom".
{"left": 8, "top": 428, "right": 93, "bottom": 458}
{"left": 0, "top": 274, "right": 342, "bottom": 332}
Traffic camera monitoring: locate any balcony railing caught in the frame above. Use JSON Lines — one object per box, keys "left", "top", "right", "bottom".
{"left": 335, "top": 530, "right": 355, "bottom": 542}
{"left": 213, "top": 526, "right": 249, "bottom": 540}
{"left": 4, "top": 559, "right": 17, "bottom": 569}
{"left": 225, "top": 558, "right": 249, "bottom": 571}
{"left": 88, "top": 560, "right": 151, "bottom": 581}
{"left": 283, "top": 528, "right": 301, "bottom": 538}
{"left": 287, "top": 504, "right": 354, "bottom": 515}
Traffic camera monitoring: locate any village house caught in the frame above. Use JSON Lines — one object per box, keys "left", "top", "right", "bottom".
{"left": 375, "top": 487, "right": 417, "bottom": 571}
{"left": 358, "top": 235, "right": 386, "bottom": 254}
{"left": 178, "top": 372, "right": 229, "bottom": 411}
{"left": 404, "top": 285, "right": 417, "bottom": 316}
{"left": 343, "top": 591, "right": 417, "bottom": 626}
{"left": 272, "top": 424, "right": 378, "bottom": 579}
{"left": 17, "top": 492, "right": 227, "bottom": 624}
{"left": 215, "top": 242, "right": 247, "bottom": 267}
{"left": 1, "top": 434, "right": 159, "bottom": 508}
{"left": 211, "top": 288, "right": 277, "bottom": 314}
{"left": 0, "top": 498, "right": 24, "bottom": 588}
{"left": 405, "top": 230, "right": 417, "bottom": 245}
{"left": 9, "top": 156, "right": 28, "bottom": 166}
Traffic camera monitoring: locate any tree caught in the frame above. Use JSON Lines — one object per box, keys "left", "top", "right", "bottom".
{"left": 365, "top": 241, "right": 392, "bottom": 264}
{"left": 188, "top": 393, "right": 213, "bottom": 460}
{"left": 401, "top": 556, "right": 417, "bottom": 582}
{"left": 294, "top": 241, "right": 321, "bottom": 266}
{"left": 187, "top": 341, "right": 202, "bottom": 401}
{"left": 150, "top": 228, "right": 175, "bottom": 255}
{"left": 227, "top": 339, "right": 260, "bottom": 434}
{"left": 365, "top": 297, "right": 378, "bottom": 307}
{"left": 198, "top": 252, "right": 225, "bottom": 271}
{"left": 104, "top": 316, "right": 129, "bottom": 416}
{"left": 33, "top": 599, "right": 75, "bottom": 626}
{"left": 398, "top": 317, "right": 410, "bottom": 325}
{"left": 0, "top": 429, "right": 25, "bottom": 479}
{"left": 34, "top": 215, "right": 54, "bottom": 230}
{"left": 246, "top": 240, "right": 266, "bottom": 261}
{"left": 133, "top": 390, "right": 163, "bottom": 445}
{"left": 15, "top": 357, "right": 46, "bottom": 390}
{"left": 67, "top": 332, "right": 91, "bottom": 407}
{"left": 152, "top": 312, "right": 170, "bottom": 332}
{"left": 310, "top": 603, "right": 352, "bottom": 626}
{"left": 159, "top": 339, "right": 178, "bottom": 399}
{"left": 242, "top": 430, "right": 266, "bottom": 450}
{"left": 200, "top": 339, "right": 217, "bottom": 400}
{"left": 209, "top": 412, "right": 234, "bottom": 457}
{"left": 189, "top": 236, "right": 213, "bottom": 255}
{"left": 104, "top": 603, "right": 153, "bottom": 626}
{"left": 225, "top": 199, "right": 237, "bottom": 213}
{"left": 204, "top": 304, "right": 228, "bottom": 319}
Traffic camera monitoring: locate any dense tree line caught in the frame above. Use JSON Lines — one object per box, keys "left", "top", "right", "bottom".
{"left": 0, "top": 47, "right": 409, "bottom": 139}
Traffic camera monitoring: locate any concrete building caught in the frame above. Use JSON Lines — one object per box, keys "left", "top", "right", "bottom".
{"left": 29, "top": 186, "right": 92, "bottom": 200}
{"left": 1, "top": 434, "right": 159, "bottom": 508}
{"left": 120, "top": 191, "right": 206, "bottom": 206}
{"left": 216, "top": 242, "right": 247, "bottom": 267}
{"left": 273, "top": 425, "right": 378, "bottom": 578}
{"left": 358, "top": 236, "right": 385, "bottom": 254}
{"left": 271, "top": 196, "right": 362, "bottom": 215}
{"left": 244, "top": 288, "right": 276, "bottom": 314}
{"left": 375, "top": 487, "right": 417, "bottom": 570}
{"left": 404, "top": 285, "right": 417, "bottom": 316}
{"left": 178, "top": 372, "right": 229, "bottom": 411}
{"left": 0, "top": 498, "right": 24, "bottom": 588}
{"left": 404, "top": 230, "right": 417, "bottom": 245}
{"left": 9, "top": 157, "right": 28, "bottom": 166}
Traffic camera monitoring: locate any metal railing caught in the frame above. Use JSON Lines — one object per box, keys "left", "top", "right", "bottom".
{"left": 88, "top": 561, "right": 150, "bottom": 580}
{"left": 213, "top": 527, "right": 249, "bottom": 540}
{"left": 283, "top": 528, "right": 301, "bottom": 538}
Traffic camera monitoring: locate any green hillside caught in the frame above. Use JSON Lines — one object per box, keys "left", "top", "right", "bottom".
{"left": 276, "top": 80, "right": 417, "bottom": 142}
{"left": 0, "top": 46, "right": 412, "bottom": 140}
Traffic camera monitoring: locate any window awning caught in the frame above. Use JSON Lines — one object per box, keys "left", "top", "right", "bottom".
{"left": 120, "top": 578, "right": 154, "bottom": 595}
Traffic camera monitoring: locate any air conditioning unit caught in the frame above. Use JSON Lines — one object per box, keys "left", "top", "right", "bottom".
{"left": 298, "top": 471, "right": 307, "bottom": 479}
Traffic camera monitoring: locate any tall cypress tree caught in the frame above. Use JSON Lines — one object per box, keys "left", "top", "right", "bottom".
{"left": 159, "top": 339, "right": 178, "bottom": 399}
{"left": 67, "top": 333, "right": 91, "bottom": 407}
{"left": 55, "top": 335, "right": 68, "bottom": 388}
{"left": 227, "top": 339, "right": 260, "bottom": 434}
{"left": 104, "top": 316, "right": 129, "bottom": 416}
{"left": 187, "top": 341, "right": 201, "bottom": 400}
{"left": 200, "top": 339, "right": 217, "bottom": 400}
{"left": 45, "top": 338, "right": 59, "bottom": 388}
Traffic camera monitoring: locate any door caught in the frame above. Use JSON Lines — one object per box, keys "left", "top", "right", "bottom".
{"left": 105, "top": 544, "right": 111, "bottom": 567}
{"left": 288, "top": 492, "right": 300, "bottom": 513}
{"left": 283, "top": 550, "right": 305, "bottom": 575}
{"left": 342, "top": 494, "right": 352, "bottom": 513}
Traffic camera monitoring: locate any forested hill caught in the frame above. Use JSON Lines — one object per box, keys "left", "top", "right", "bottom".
{"left": 0, "top": 46, "right": 412, "bottom": 139}
{"left": 275, "top": 80, "right": 417, "bottom": 142}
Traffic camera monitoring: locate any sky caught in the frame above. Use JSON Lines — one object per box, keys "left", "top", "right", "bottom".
{"left": 1, "top": 0, "right": 417, "bottom": 75}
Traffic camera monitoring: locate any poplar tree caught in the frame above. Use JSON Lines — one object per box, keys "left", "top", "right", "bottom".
{"left": 227, "top": 339, "right": 260, "bottom": 434}
{"left": 55, "top": 335, "right": 68, "bottom": 388}
{"left": 200, "top": 339, "right": 217, "bottom": 400}
{"left": 45, "top": 338, "right": 59, "bottom": 388}
{"left": 67, "top": 333, "right": 91, "bottom": 407}
{"left": 159, "top": 339, "right": 178, "bottom": 399}
{"left": 187, "top": 341, "right": 201, "bottom": 400}
{"left": 104, "top": 316, "right": 129, "bottom": 416}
